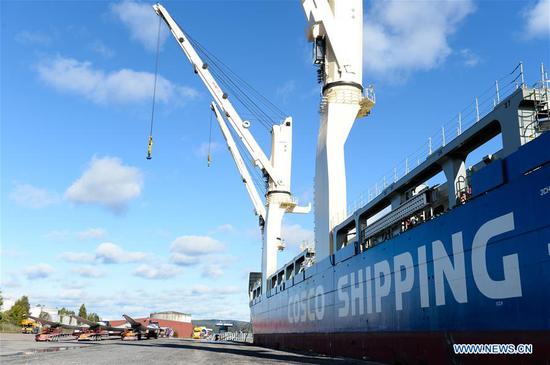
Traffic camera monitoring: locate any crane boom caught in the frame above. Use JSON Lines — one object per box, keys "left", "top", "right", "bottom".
{"left": 153, "top": 3, "right": 280, "bottom": 185}
{"left": 211, "top": 102, "right": 266, "bottom": 220}
{"left": 153, "top": 3, "right": 311, "bottom": 293}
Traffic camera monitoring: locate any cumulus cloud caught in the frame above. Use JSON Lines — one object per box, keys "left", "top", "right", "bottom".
{"left": 24, "top": 264, "right": 54, "bottom": 279}
{"left": 65, "top": 156, "right": 143, "bottom": 213}
{"left": 60, "top": 242, "right": 148, "bottom": 265}
{"left": 170, "top": 253, "right": 199, "bottom": 266}
{"left": 191, "top": 284, "right": 211, "bottom": 295}
{"left": 110, "top": 0, "right": 168, "bottom": 51}
{"left": 60, "top": 252, "right": 96, "bottom": 263}
{"left": 1, "top": 275, "right": 21, "bottom": 288}
{"left": 281, "top": 223, "right": 314, "bottom": 249}
{"left": 459, "top": 48, "right": 481, "bottom": 67}
{"left": 201, "top": 265, "right": 223, "bottom": 279}
{"left": 522, "top": 0, "right": 550, "bottom": 39}
{"left": 91, "top": 40, "right": 114, "bottom": 58}
{"left": 36, "top": 56, "right": 198, "bottom": 105}
{"left": 9, "top": 182, "right": 60, "bottom": 208}
{"left": 133, "top": 264, "right": 181, "bottom": 279}
{"left": 96, "top": 242, "right": 147, "bottom": 264}
{"left": 15, "top": 30, "right": 51, "bottom": 45}
{"left": 72, "top": 266, "right": 105, "bottom": 278}
{"left": 77, "top": 228, "right": 106, "bottom": 241}
{"left": 214, "top": 224, "right": 234, "bottom": 234}
{"left": 191, "top": 284, "right": 240, "bottom": 295}
{"left": 170, "top": 235, "right": 224, "bottom": 256}
{"left": 364, "top": 0, "right": 474, "bottom": 77}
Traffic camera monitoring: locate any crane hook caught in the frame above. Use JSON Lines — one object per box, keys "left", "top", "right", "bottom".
{"left": 147, "top": 135, "right": 153, "bottom": 160}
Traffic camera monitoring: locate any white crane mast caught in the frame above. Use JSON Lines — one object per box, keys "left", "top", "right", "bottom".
{"left": 210, "top": 102, "right": 266, "bottom": 220}
{"left": 153, "top": 3, "right": 310, "bottom": 293}
{"left": 301, "top": 0, "right": 375, "bottom": 261}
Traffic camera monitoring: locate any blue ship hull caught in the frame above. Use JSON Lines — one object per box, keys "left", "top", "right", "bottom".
{"left": 250, "top": 132, "right": 550, "bottom": 364}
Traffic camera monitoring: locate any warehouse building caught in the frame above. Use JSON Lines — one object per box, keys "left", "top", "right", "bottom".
{"left": 110, "top": 311, "right": 193, "bottom": 338}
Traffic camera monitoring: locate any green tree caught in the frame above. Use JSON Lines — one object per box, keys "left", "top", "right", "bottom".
{"left": 0, "top": 290, "right": 3, "bottom": 320}
{"left": 39, "top": 311, "right": 51, "bottom": 321}
{"left": 58, "top": 307, "right": 75, "bottom": 323}
{"left": 87, "top": 312, "right": 100, "bottom": 322}
{"left": 78, "top": 304, "right": 87, "bottom": 319}
{"left": 58, "top": 307, "right": 75, "bottom": 316}
{"left": 6, "top": 296, "right": 30, "bottom": 324}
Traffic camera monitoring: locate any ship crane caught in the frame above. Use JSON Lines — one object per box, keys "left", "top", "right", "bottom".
{"left": 153, "top": 3, "right": 310, "bottom": 293}
{"left": 301, "top": 0, "right": 375, "bottom": 261}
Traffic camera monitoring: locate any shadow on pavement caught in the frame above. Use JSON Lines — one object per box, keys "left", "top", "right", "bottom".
{"left": 111, "top": 340, "right": 372, "bottom": 364}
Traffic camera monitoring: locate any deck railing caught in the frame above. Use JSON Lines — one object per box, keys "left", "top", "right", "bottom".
{"left": 331, "top": 62, "right": 548, "bottom": 227}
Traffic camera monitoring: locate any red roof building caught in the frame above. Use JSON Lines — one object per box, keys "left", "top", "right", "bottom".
{"left": 110, "top": 311, "right": 193, "bottom": 338}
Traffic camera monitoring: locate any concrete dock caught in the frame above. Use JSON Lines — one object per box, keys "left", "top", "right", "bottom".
{"left": 0, "top": 333, "right": 379, "bottom": 364}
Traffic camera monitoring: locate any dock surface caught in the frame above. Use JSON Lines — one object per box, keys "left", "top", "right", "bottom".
{"left": 0, "top": 333, "right": 379, "bottom": 364}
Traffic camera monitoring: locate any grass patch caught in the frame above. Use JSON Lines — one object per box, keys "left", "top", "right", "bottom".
{"left": 0, "top": 320, "right": 21, "bottom": 333}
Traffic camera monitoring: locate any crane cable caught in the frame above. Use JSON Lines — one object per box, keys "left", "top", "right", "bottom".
{"left": 147, "top": 15, "right": 162, "bottom": 160}
{"left": 207, "top": 110, "right": 213, "bottom": 167}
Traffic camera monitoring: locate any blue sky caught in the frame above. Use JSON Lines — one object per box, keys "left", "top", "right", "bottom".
{"left": 1, "top": 0, "right": 548, "bottom": 321}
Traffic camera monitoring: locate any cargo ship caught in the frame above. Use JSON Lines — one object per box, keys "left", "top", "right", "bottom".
{"left": 153, "top": 1, "right": 550, "bottom": 363}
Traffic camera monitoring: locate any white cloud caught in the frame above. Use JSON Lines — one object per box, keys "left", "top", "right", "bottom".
{"left": 170, "top": 253, "right": 199, "bottom": 266}
{"left": 77, "top": 228, "right": 106, "bottom": 241}
{"left": 60, "top": 252, "right": 96, "bottom": 263}
{"left": 364, "top": 0, "right": 474, "bottom": 77}
{"left": 72, "top": 266, "right": 105, "bottom": 278}
{"left": 522, "top": 0, "right": 550, "bottom": 39}
{"left": 191, "top": 284, "right": 211, "bottom": 295}
{"left": 60, "top": 242, "right": 148, "bottom": 265}
{"left": 9, "top": 182, "right": 60, "bottom": 208}
{"left": 281, "top": 223, "right": 314, "bottom": 249}
{"left": 96, "top": 242, "right": 147, "bottom": 264}
{"left": 191, "top": 284, "right": 240, "bottom": 295}
{"left": 44, "top": 230, "right": 70, "bottom": 241}
{"left": 195, "top": 141, "right": 221, "bottom": 158}
{"left": 214, "top": 224, "right": 234, "bottom": 234}
{"left": 15, "top": 30, "right": 51, "bottom": 45}
{"left": 459, "top": 48, "right": 481, "bottom": 67}
{"left": 111, "top": 0, "right": 168, "bottom": 51}
{"left": 91, "top": 40, "right": 114, "bottom": 58}
{"left": 1, "top": 275, "right": 21, "bottom": 288}
{"left": 201, "top": 265, "right": 223, "bottom": 279}
{"left": 170, "top": 235, "right": 224, "bottom": 256}
{"left": 133, "top": 264, "right": 181, "bottom": 279}
{"left": 276, "top": 80, "right": 295, "bottom": 104}
{"left": 59, "top": 289, "right": 84, "bottom": 300}
{"left": 36, "top": 56, "right": 198, "bottom": 105}
{"left": 65, "top": 156, "right": 143, "bottom": 213}
{"left": 24, "top": 264, "right": 54, "bottom": 279}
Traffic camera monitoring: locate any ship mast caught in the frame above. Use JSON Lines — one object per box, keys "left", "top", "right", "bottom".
{"left": 301, "top": 0, "right": 375, "bottom": 261}
{"left": 153, "top": 3, "right": 310, "bottom": 294}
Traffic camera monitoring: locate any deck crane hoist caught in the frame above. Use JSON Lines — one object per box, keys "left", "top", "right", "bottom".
{"left": 152, "top": 3, "right": 311, "bottom": 293}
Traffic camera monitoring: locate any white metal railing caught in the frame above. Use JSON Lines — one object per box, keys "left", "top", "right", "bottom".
{"left": 331, "top": 62, "right": 547, "bottom": 227}
{"left": 210, "top": 331, "right": 253, "bottom": 343}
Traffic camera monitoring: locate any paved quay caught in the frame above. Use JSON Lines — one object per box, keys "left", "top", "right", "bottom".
{"left": 0, "top": 333, "right": 380, "bottom": 364}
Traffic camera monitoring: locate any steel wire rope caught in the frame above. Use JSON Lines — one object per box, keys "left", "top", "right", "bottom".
{"left": 233, "top": 132, "right": 268, "bottom": 197}
{"left": 184, "top": 32, "right": 286, "bottom": 123}
{"left": 187, "top": 33, "right": 287, "bottom": 119}
{"left": 350, "top": 62, "right": 526, "bottom": 208}
{"left": 146, "top": 15, "right": 163, "bottom": 159}
{"left": 193, "top": 43, "right": 274, "bottom": 130}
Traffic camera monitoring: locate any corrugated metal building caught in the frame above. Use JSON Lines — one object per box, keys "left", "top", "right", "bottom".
{"left": 110, "top": 311, "right": 193, "bottom": 338}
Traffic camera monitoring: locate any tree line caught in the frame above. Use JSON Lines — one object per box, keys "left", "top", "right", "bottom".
{"left": 0, "top": 292, "right": 100, "bottom": 326}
